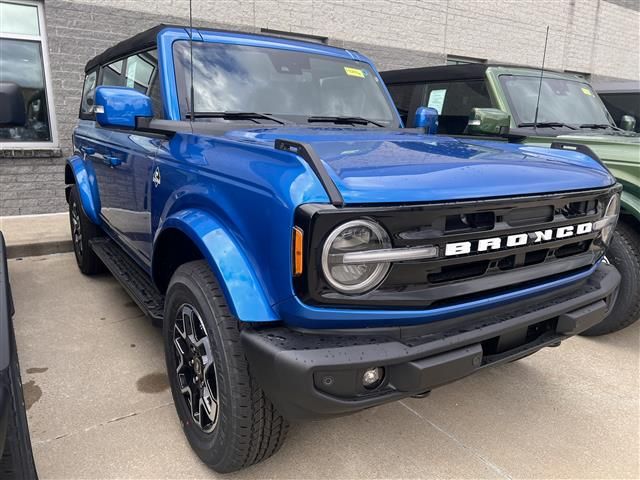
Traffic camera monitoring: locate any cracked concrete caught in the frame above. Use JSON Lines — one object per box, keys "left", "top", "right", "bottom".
{"left": 10, "top": 253, "right": 640, "bottom": 479}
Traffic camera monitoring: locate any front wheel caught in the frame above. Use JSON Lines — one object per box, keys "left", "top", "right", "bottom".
{"left": 582, "top": 221, "right": 640, "bottom": 336}
{"left": 68, "top": 186, "right": 104, "bottom": 275}
{"left": 163, "top": 260, "right": 288, "bottom": 473}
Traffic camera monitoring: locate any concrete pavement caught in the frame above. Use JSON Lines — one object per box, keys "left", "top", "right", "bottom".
{"left": 9, "top": 253, "right": 640, "bottom": 479}
{"left": 0, "top": 213, "right": 71, "bottom": 258}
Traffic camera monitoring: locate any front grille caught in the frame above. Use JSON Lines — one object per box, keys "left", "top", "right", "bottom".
{"left": 294, "top": 186, "right": 618, "bottom": 309}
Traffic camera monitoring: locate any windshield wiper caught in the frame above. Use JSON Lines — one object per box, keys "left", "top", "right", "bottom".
{"left": 578, "top": 123, "right": 617, "bottom": 130}
{"left": 186, "top": 111, "right": 290, "bottom": 125}
{"left": 307, "top": 116, "right": 385, "bottom": 127}
{"left": 517, "top": 121, "right": 577, "bottom": 130}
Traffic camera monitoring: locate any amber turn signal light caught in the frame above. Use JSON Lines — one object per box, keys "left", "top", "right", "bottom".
{"left": 293, "top": 227, "right": 304, "bottom": 276}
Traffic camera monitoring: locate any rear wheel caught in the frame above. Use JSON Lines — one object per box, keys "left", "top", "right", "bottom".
{"left": 582, "top": 221, "right": 640, "bottom": 336}
{"left": 68, "top": 186, "right": 104, "bottom": 275}
{"left": 163, "top": 260, "right": 288, "bottom": 473}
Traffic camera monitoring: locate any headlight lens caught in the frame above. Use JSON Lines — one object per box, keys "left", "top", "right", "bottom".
{"left": 594, "top": 193, "right": 621, "bottom": 245}
{"left": 321, "top": 219, "right": 391, "bottom": 294}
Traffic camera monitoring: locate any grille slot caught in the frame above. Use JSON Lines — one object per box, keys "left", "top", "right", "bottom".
{"left": 427, "top": 261, "right": 489, "bottom": 284}
{"left": 506, "top": 206, "right": 554, "bottom": 227}
{"left": 556, "top": 240, "right": 591, "bottom": 258}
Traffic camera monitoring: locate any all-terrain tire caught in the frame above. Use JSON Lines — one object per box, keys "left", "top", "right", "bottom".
{"left": 68, "top": 186, "right": 104, "bottom": 275}
{"left": 582, "top": 221, "right": 640, "bottom": 336}
{"left": 163, "top": 260, "right": 288, "bottom": 473}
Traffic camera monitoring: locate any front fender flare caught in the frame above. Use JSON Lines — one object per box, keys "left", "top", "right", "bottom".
{"left": 66, "top": 155, "right": 101, "bottom": 225}
{"left": 156, "top": 209, "right": 278, "bottom": 322}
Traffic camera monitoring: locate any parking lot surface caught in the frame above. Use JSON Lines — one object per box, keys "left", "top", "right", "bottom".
{"left": 10, "top": 253, "right": 640, "bottom": 479}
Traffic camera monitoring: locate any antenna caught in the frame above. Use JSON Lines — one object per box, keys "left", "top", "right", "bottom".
{"left": 189, "top": 0, "right": 194, "bottom": 132}
{"left": 532, "top": 26, "right": 549, "bottom": 134}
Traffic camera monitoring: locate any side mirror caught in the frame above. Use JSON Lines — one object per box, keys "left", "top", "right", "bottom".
{"left": 467, "top": 108, "right": 510, "bottom": 136}
{"left": 619, "top": 115, "right": 636, "bottom": 132}
{"left": 414, "top": 106, "right": 439, "bottom": 134}
{"left": 0, "top": 82, "right": 26, "bottom": 127}
{"left": 95, "top": 86, "right": 153, "bottom": 129}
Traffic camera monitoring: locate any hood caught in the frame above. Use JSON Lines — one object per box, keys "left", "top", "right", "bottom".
{"left": 558, "top": 131, "right": 640, "bottom": 145}
{"left": 224, "top": 127, "right": 615, "bottom": 204}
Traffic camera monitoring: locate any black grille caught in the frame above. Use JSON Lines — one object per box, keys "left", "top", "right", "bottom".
{"left": 294, "top": 186, "right": 619, "bottom": 309}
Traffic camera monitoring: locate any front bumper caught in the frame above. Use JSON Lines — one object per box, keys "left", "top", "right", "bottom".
{"left": 241, "top": 263, "right": 620, "bottom": 420}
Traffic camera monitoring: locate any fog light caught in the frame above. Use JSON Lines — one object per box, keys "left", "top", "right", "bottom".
{"left": 362, "top": 367, "right": 384, "bottom": 389}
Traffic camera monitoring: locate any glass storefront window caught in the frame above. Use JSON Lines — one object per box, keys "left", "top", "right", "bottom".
{"left": 0, "top": 1, "right": 56, "bottom": 146}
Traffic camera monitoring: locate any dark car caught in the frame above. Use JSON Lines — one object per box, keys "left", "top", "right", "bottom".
{"left": 593, "top": 80, "right": 640, "bottom": 133}
{"left": 0, "top": 232, "right": 38, "bottom": 479}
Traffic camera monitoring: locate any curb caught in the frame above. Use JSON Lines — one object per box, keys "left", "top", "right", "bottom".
{"left": 7, "top": 240, "right": 74, "bottom": 259}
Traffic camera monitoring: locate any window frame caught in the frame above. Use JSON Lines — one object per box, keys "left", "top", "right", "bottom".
{"left": 0, "top": 0, "right": 58, "bottom": 149}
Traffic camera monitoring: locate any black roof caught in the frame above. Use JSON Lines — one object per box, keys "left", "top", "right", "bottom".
{"left": 85, "top": 24, "right": 177, "bottom": 72}
{"left": 592, "top": 80, "right": 640, "bottom": 94}
{"left": 84, "top": 23, "right": 350, "bottom": 74}
{"left": 381, "top": 63, "right": 490, "bottom": 84}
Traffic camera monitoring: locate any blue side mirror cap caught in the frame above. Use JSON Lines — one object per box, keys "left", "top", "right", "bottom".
{"left": 414, "top": 106, "right": 439, "bottom": 134}
{"left": 95, "top": 86, "right": 153, "bottom": 129}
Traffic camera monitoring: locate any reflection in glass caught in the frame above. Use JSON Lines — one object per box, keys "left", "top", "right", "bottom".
{"left": 173, "top": 41, "right": 398, "bottom": 126}
{"left": 500, "top": 76, "right": 612, "bottom": 126}
{"left": 0, "top": 38, "right": 51, "bottom": 141}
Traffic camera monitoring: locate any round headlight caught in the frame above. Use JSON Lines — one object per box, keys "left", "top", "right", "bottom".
{"left": 321, "top": 219, "right": 391, "bottom": 294}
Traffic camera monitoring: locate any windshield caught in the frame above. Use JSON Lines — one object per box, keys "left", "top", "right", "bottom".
{"left": 500, "top": 75, "right": 613, "bottom": 127}
{"left": 173, "top": 41, "right": 399, "bottom": 127}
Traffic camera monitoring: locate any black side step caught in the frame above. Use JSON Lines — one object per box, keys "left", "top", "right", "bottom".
{"left": 90, "top": 238, "right": 164, "bottom": 325}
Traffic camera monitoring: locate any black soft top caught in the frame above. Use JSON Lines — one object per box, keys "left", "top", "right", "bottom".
{"left": 84, "top": 23, "right": 347, "bottom": 74}
{"left": 85, "top": 24, "right": 181, "bottom": 73}
{"left": 381, "top": 63, "right": 490, "bottom": 84}
{"left": 592, "top": 80, "right": 640, "bottom": 94}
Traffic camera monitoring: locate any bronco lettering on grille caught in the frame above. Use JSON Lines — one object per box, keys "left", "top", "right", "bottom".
{"left": 444, "top": 222, "right": 593, "bottom": 256}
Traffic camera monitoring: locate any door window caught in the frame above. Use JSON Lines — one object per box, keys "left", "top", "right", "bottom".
{"left": 387, "top": 83, "right": 425, "bottom": 126}
{"left": 423, "top": 80, "right": 492, "bottom": 134}
{"left": 79, "top": 70, "right": 97, "bottom": 118}
{"left": 99, "top": 51, "right": 162, "bottom": 118}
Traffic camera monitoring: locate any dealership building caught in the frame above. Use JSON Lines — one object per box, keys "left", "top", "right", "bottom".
{"left": 0, "top": 0, "right": 639, "bottom": 216}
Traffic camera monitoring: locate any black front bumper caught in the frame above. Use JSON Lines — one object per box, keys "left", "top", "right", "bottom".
{"left": 241, "top": 263, "right": 620, "bottom": 420}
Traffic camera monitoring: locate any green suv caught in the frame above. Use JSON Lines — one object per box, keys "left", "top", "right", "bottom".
{"left": 382, "top": 64, "right": 639, "bottom": 336}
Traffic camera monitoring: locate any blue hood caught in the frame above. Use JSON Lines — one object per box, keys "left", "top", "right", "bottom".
{"left": 224, "top": 127, "right": 615, "bottom": 204}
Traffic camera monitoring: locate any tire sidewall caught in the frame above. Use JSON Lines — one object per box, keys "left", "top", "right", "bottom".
{"left": 68, "top": 187, "right": 86, "bottom": 268}
{"left": 163, "top": 270, "right": 235, "bottom": 467}
{"left": 584, "top": 221, "right": 640, "bottom": 335}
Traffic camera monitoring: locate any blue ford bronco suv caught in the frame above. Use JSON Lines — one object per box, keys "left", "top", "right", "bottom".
{"left": 47, "top": 25, "right": 621, "bottom": 471}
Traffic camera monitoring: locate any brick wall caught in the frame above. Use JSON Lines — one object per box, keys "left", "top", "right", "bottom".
{"left": 0, "top": 0, "right": 638, "bottom": 215}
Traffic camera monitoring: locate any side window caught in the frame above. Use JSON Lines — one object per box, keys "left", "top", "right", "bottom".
{"left": 79, "top": 70, "right": 97, "bottom": 118}
{"left": 98, "top": 50, "right": 163, "bottom": 119}
{"left": 102, "top": 59, "right": 124, "bottom": 86}
{"left": 423, "top": 80, "right": 492, "bottom": 134}
{"left": 124, "top": 53, "right": 154, "bottom": 93}
{"left": 387, "top": 83, "right": 424, "bottom": 126}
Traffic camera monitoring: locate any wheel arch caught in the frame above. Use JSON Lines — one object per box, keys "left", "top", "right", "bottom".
{"left": 152, "top": 209, "right": 278, "bottom": 323}
{"left": 65, "top": 156, "right": 101, "bottom": 225}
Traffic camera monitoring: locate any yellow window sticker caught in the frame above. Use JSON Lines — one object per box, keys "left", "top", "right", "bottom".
{"left": 344, "top": 66, "right": 365, "bottom": 78}
{"left": 581, "top": 87, "right": 593, "bottom": 96}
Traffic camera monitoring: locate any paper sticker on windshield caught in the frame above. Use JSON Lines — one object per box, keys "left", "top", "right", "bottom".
{"left": 427, "top": 89, "right": 447, "bottom": 114}
{"left": 581, "top": 87, "right": 593, "bottom": 96}
{"left": 344, "top": 67, "right": 365, "bottom": 78}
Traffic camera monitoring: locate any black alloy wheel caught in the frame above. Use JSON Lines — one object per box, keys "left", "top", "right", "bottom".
{"left": 173, "top": 303, "right": 219, "bottom": 433}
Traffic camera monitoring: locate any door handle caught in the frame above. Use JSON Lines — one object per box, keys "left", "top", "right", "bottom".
{"left": 103, "top": 155, "right": 122, "bottom": 167}
{"left": 80, "top": 146, "right": 95, "bottom": 156}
